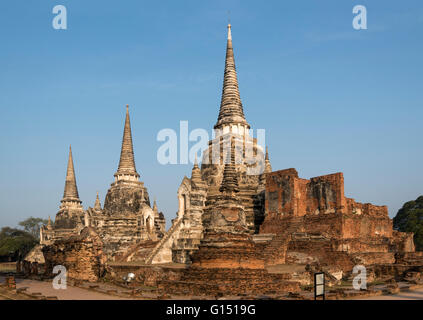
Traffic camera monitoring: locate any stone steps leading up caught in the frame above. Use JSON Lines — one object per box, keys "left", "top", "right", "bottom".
{"left": 260, "top": 217, "right": 305, "bottom": 265}
{"left": 145, "top": 218, "right": 184, "bottom": 264}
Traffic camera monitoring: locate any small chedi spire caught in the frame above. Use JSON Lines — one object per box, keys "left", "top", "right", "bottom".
{"left": 191, "top": 155, "right": 202, "bottom": 182}
{"left": 61, "top": 145, "right": 82, "bottom": 205}
{"left": 260, "top": 146, "right": 272, "bottom": 186}
{"left": 47, "top": 216, "right": 52, "bottom": 229}
{"left": 264, "top": 146, "right": 272, "bottom": 173}
{"left": 194, "top": 154, "right": 199, "bottom": 168}
{"left": 219, "top": 137, "right": 239, "bottom": 193}
{"left": 114, "top": 105, "right": 140, "bottom": 181}
{"left": 153, "top": 198, "right": 158, "bottom": 213}
{"left": 94, "top": 191, "right": 102, "bottom": 211}
{"left": 215, "top": 24, "right": 250, "bottom": 130}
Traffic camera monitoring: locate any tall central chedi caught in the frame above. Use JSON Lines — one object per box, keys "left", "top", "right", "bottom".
{"left": 175, "top": 24, "right": 269, "bottom": 268}
{"left": 201, "top": 23, "right": 270, "bottom": 233}
{"left": 146, "top": 24, "right": 271, "bottom": 265}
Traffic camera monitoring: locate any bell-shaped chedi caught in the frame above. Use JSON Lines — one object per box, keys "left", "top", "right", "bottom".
{"left": 202, "top": 137, "right": 247, "bottom": 233}
{"left": 201, "top": 23, "right": 268, "bottom": 194}
{"left": 55, "top": 145, "right": 84, "bottom": 229}
{"left": 75, "top": 105, "right": 165, "bottom": 261}
{"left": 103, "top": 105, "right": 150, "bottom": 216}
{"left": 190, "top": 137, "right": 264, "bottom": 270}
{"left": 150, "top": 24, "right": 268, "bottom": 265}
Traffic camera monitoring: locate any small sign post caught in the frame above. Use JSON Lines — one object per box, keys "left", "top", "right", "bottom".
{"left": 314, "top": 272, "right": 325, "bottom": 300}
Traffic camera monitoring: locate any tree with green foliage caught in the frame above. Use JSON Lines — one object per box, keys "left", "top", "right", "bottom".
{"left": 18, "top": 216, "right": 48, "bottom": 239}
{"left": 0, "top": 227, "right": 38, "bottom": 261}
{"left": 393, "top": 196, "right": 423, "bottom": 251}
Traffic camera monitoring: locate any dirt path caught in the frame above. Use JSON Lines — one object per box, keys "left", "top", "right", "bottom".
{"left": 0, "top": 276, "right": 129, "bottom": 300}
{"left": 358, "top": 287, "right": 423, "bottom": 300}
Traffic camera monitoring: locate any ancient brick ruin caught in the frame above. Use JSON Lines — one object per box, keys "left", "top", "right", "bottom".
{"left": 43, "top": 227, "right": 106, "bottom": 282}
{"left": 27, "top": 24, "right": 422, "bottom": 296}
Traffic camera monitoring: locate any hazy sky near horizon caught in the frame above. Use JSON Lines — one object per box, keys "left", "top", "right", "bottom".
{"left": 0, "top": 0, "right": 422, "bottom": 229}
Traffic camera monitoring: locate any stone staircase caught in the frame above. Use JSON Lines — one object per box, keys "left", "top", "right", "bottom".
{"left": 172, "top": 228, "right": 203, "bottom": 264}
{"left": 261, "top": 216, "right": 304, "bottom": 265}
{"left": 146, "top": 214, "right": 205, "bottom": 265}
{"left": 145, "top": 218, "right": 183, "bottom": 264}
{"left": 262, "top": 234, "right": 290, "bottom": 265}
{"left": 115, "top": 240, "right": 158, "bottom": 263}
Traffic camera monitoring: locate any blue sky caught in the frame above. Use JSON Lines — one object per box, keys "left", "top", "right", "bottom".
{"left": 0, "top": 0, "right": 422, "bottom": 228}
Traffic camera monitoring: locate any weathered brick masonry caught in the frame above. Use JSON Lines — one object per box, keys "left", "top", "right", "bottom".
{"left": 42, "top": 227, "right": 106, "bottom": 282}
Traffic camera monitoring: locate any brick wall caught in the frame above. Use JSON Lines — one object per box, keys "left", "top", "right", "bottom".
{"left": 42, "top": 227, "right": 106, "bottom": 282}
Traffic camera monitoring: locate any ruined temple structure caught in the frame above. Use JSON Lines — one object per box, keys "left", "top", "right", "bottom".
{"left": 260, "top": 169, "right": 415, "bottom": 267}
{"left": 138, "top": 24, "right": 418, "bottom": 296}
{"left": 34, "top": 24, "right": 421, "bottom": 294}
{"left": 40, "top": 146, "right": 85, "bottom": 244}
{"left": 40, "top": 105, "right": 166, "bottom": 261}
{"left": 145, "top": 24, "right": 269, "bottom": 265}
